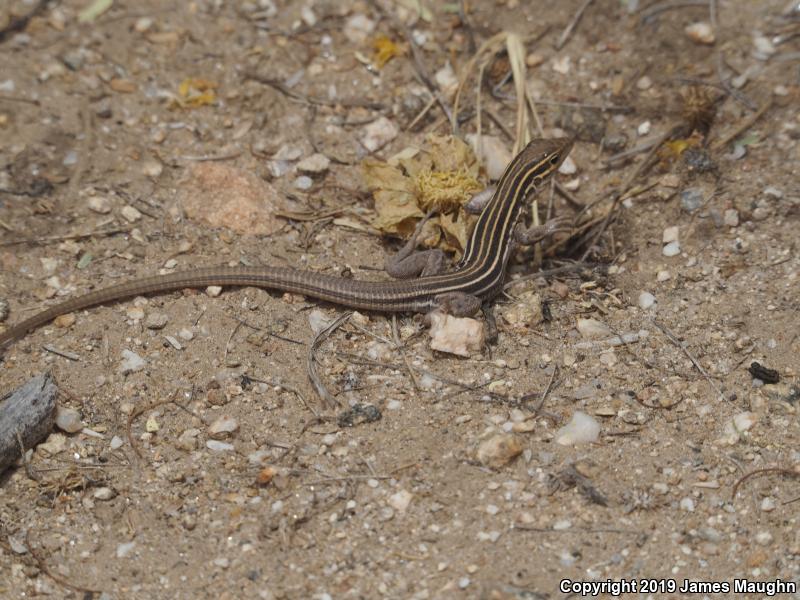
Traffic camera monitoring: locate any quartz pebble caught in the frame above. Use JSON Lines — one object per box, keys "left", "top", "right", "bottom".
{"left": 685, "top": 22, "right": 715, "bottom": 45}
{"left": 555, "top": 411, "right": 600, "bottom": 445}
{"left": 87, "top": 195, "right": 112, "bottom": 214}
{"left": 637, "top": 121, "right": 651, "bottom": 136}
{"left": 297, "top": 153, "right": 330, "bottom": 174}
{"left": 209, "top": 415, "right": 239, "bottom": 437}
{"left": 388, "top": 489, "right": 413, "bottom": 512}
{"left": 55, "top": 407, "right": 83, "bottom": 433}
{"left": 343, "top": 14, "right": 375, "bottom": 44}
{"left": 145, "top": 312, "right": 168, "bottom": 330}
{"left": 119, "top": 350, "right": 146, "bottom": 374}
{"left": 723, "top": 209, "right": 739, "bottom": 227}
{"left": 662, "top": 241, "right": 680, "bottom": 257}
{"left": 662, "top": 226, "right": 679, "bottom": 244}
{"left": 206, "top": 440, "right": 235, "bottom": 452}
{"left": 361, "top": 117, "right": 398, "bottom": 152}
{"left": 428, "top": 312, "right": 484, "bottom": 357}
{"left": 576, "top": 318, "right": 612, "bottom": 339}
{"left": 558, "top": 156, "right": 577, "bottom": 175}
{"left": 121, "top": 205, "right": 142, "bottom": 223}
{"left": 638, "top": 291, "right": 656, "bottom": 310}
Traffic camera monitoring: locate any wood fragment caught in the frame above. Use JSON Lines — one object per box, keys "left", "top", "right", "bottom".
{"left": 0, "top": 372, "right": 58, "bottom": 473}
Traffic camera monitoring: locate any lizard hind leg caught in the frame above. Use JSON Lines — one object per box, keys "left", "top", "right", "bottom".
{"left": 385, "top": 209, "right": 447, "bottom": 279}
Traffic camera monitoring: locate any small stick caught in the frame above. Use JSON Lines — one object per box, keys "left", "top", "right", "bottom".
{"left": 555, "top": 0, "right": 594, "bottom": 50}
{"left": 651, "top": 319, "right": 724, "bottom": 400}
{"left": 532, "top": 99, "right": 633, "bottom": 113}
{"left": 639, "top": 0, "right": 710, "bottom": 23}
{"left": 711, "top": 99, "right": 772, "bottom": 150}
{"left": 731, "top": 467, "right": 799, "bottom": 501}
{"left": 42, "top": 345, "right": 80, "bottom": 361}
{"left": 307, "top": 313, "right": 351, "bottom": 408}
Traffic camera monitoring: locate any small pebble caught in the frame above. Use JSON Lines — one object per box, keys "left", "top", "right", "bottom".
{"left": 116, "top": 541, "right": 136, "bottom": 558}
{"left": 110, "top": 435, "right": 124, "bottom": 450}
{"left": 576, "top": 318, "right": 612, "bottom": 339}
{"left": 294, "top": 175, "right": 313, "bottom": 190}
{"left": 475, "top": 434, "right": 522, "bottom": 468}
{"left": 206, "top": 286, "right": 222, "bottom": 297}
{"left": 680, "top": 497, "right": 695, "bottom": 512}
{"left": 752, "top": 35, "right": 776, "bottom": 58}
{"left": 55, "top": 407, "right": 83, "bottom": 433}
{"left": 343, "top": 14, "right": 375, "bottom": 44}
{"left": 87, "top": 195, "right": 112, "bottom": 214}
{"left": 657, "top": 270, "right": 671, "bottom": 282}
{"left": 206, "top": 440, "right": 235, "bottom": 452}
{"left": 680, "top": 188, "right": 703, "bottom": 212}
{"left": 119, "top": 349, "right": 146, "bottom": 374}
{"left": 636, "top": 75, "right": 652, "bottom": 90}
{"left": 637, "top": 121, "right": 651, "bottom": 136}
{"left": 555, "top": 411, "right": 600, "bottom": 446}
{"left": 733, "top": 411, "right": 756, "bottom": 432}
{"left": 93, "top": 486, "right": 117, "bottom": 501}
{"left": 755, "top": 531, "right": 773, "bottom": 546}
{"left": 638, "top": 291, "right": 656, "bottom": 310}
{"left": 429, "top": 312, "right": 484, "bottom": 357}
{"left": 723, "top": 209, "right": 739, "bottom": 227}
{"left": 558, "top": 156, "right": 577, "bottom": 175}
{"left": 120, "top": 205, "right": 142, "bottom": 223}
{"left": 760, "top": 497, "right": 776, "bottom": 512}
{"left": 296, "top": 153, "right": 330, "bottom": 174}
{"left": 145, "top": 312, "right": 168, "bottom": 330}
{"left": 685, "top": 22, "right": 715, "bottom": 45}
{"left": 525, "top": 53, "right": 544, "bottom": 68}
{"left": 552, "top": 55, "right": 571, "bottom": 75}
{"left": 388, "top": 489, "right": 413, "bottom": 512}
{"left": 209, "top": 415, "right": 239, "bottom": 437}
{"left": 662, "top": 241, "right": 680, "bottom": 257}
{"left": 662, "top": 226, "right": 679, "bottom": 244}
{"left": 361, "top": 116, "right": 398, "bottom": 152}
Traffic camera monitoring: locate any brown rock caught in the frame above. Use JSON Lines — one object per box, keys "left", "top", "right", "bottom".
{"left": 180, "top": 163, "right": 285, "bottom": 235}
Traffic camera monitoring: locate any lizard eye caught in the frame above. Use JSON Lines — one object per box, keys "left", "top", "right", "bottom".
{"left": 550, "top": 155, "right": 560, "bottom": 165}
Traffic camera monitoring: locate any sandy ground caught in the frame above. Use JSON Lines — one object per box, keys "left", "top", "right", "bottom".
{"left": 0, "top": 0, "right": 799, "bottom": 598}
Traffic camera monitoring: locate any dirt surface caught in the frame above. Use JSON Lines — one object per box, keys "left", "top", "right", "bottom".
{"left": 1, "top": 1, "right": 799, "bottom": 598}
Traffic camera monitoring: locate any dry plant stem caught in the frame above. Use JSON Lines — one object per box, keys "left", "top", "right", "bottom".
{"left": 0, "top": 226, "right": 131, "bottom": 247}
{"left": 307, "top": 312, "right": 351, "bottom": 408}
{"left": 533, "top": 99, "right": 633, "bottom": 113}
{"left": 244, "top": 71, "right": 384, "bottom": 110}
{"left": 730, "top": 467, "right": 800, "bottom": 501}
{"left": 25, "top": 531, "right": 102, "bottom": 595}
{"left": 503, "top": 262, "right": 590, "bottom": 290}
{"left": 404, "top": 29, "right": 453, "bottom": 125}
{"left": 639, "top": 0, "right": 710, "bottom": 23}
{"left": 556, "top": 0, "right": 595, "bottom": 50}
{"left": 714, "top": 53, "right": 756, "bottom": 109}
{"left": 392, "top": 315, "right": 421, "bottom": 391}
{"left": 711, "top": 99, "right": 772, "bottom": 150}
{"left": 651, "top": 319, "right": 724, "bottom": 400}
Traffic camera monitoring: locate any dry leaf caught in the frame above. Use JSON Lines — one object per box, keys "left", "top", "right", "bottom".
{"left": 362, "top": 134, "right": 483, "bottom": 255}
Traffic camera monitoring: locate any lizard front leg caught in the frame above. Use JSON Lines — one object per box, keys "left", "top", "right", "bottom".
{"left": 514, "top": 216, "right": 572, "bottom": 246}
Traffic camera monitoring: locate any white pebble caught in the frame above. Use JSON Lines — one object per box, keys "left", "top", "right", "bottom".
{"left": 206, "top": 440, "right": 235, "bottom": 452}
{"left": 119, "top": 349, "right": 146, "bottom": 374}
{"left": 733, "top": 411, "right": 756, "bottom": 432}
{"left": 576, "top": 318, "right": 612, "bottom": 339}
{"left": 55, "top": 406, "right": 84, "bottom": 433}
{"left": 110, "top": 435, "right": 124, "bottom": 450}
{"left": 638, "top": 291, "right": 656, "bottom": 309}
{"left": 294, "top": 175, "right": 313, "bottom": 190}
{"left": 297, "top": 153, "right": 330, "bottom": 174}
{"left": 662, "top": 241, "right": 680, "bottom": 257}
{"left": 760, "top": 497, "right": 776, "bottom": 512}
{"left": 552, "top": 55, "right": 571, "bottom": 75}
{"left": 558, "top": 155, "right": 577, "bottom": 175}
{"left": 361, "top": 116, "right": 398, "bottom": 152}
{"left": 755, "top": 531, "right": 773, "bottom": 546}
{"left": 656, "top": 270, "right": 671, "bottom": 282}
{"left": 662, "top": 226, "right": 679, "bottom": 244}
{"left": 428, "top": 312, "right": 485, "bottom": 357}
{"left": 555, "top": 411, "right": 600, "bottom": 446}
{"left": 343, "top": 14, "right": 375, "bottom": 44}
{"left": 121, "top": 205, "right": 142, "bottom": 223}
{"left": 723, "top": 208, "right": 739, "bottom": 227}
{"left": 206, "top": 285, "right": 222, "bottom": 297}
{"left": 116, "top": 541, "right": 136, "bottom": 558}
{"left": 388, "top": 489, "right": 413, "bottom": 512}
{"left": 87, "top": 195, "right": 112, "bottom": 214}
{"left": 637, "top": 120, "right": 651, "bottom": 136}
{"left": 685, "top": 22, "right": 715, "bottom": 45}
{"left": 209, "top": 415, "right": 239, "bottom": 436}
{"left": 680, "top": 497, "right": 695, "bottom": 512}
